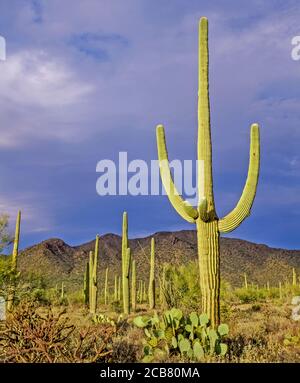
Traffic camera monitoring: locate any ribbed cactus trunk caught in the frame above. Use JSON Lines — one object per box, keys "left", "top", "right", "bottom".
{"left": 114, "top": 274, "right": 118, "bottom": 302}
{"left": 197, "top": 220, "right": 220, "bottom": 325}
{"left": 138, "top": 280, "right": 142, "bottom": 304}
{"left": 104, "top": 268, "right": 109, "bottom": 305}
{"left": 156, "top": 17, "right": 260, "bottom": 328}
{"left": 123, "top": 248, "right": 131, "bottom": 314}
{"left": 83, "top": 262, "right": 89, "bottom": 305}
{"left": 131, "top": 259, "right": 136, "bottom": 312}
{"left": 148, "top": 238, "right": 155, "bottom": 309}
{"left": 122, "top": 212, "right": 128, "bottom": 313}
{"left": 118, "top": 276, "right": 121, "bottom": 301}
{"left": 143, "top": 281, "right": 147, "bottom": 302}
{"left": 7, "top": 210, "right": 21, "bottom": 312}
{"left": 90, "top": 235, "right": 99, "bottom": 314}
{"left": 88, "top": 251, "right": 93, "bottom": 311}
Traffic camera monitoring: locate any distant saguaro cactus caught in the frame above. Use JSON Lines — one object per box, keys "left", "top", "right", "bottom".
{"left": 114, "top": 274, "right": 118, "bottom": 302}
{"left": 90, "top": 235, "right": 99, "bottom": 314}
{"left": 243, "top": 273, "right": 248, "bottom": 289}
{"left": 148, "top": 238, "right": 155, "bottom": 309}
{"left": 7, "top": 210, "right": 21, "bottom": 312}
{"left": 155, "top": 17, "right": 260, "bottom": 327}
{"left": 83, "top": 262, "right": 89, "bottom": 305}
{"left": 104, "top": 267, "right": 109, "bottom": 305}
{"left": 292, "top": 268, "right": 297, "bottom": 287}
{"left": 131, "top": 259, "right": 136, "bottom": 312}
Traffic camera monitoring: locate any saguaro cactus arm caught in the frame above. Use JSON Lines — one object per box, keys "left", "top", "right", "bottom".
{"left": 156, "top": 125, "right": 198, "bottom": 223}
{"left": 218, "top": 124, "right": 260, "bottom": 233}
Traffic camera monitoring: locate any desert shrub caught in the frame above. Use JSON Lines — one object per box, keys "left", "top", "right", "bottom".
{"left": 67, "top": 290, "right": 84, "bottom": 305}
{"left": 134, "top": 308, "right": 229, "bottom": 362}
{"left": 235, "top": 287, "right": 260, "bottom": 303}
{"left": 161, "top": 262, "right": 201, "bottom": 310}
{"left": 0, "top": 301, "right": 117, "bottom": 362}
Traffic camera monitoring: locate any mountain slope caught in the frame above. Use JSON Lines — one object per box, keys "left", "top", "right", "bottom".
{"left": 18, "top": 231, "right": 300, "bottom": 289}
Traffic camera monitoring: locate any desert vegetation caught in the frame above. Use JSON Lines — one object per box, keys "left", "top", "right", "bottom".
{"left": 0, "top": 17, "right": 299, "bottom": 364}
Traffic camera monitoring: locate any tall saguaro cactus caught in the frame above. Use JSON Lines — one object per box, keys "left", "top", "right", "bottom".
{"left": 148, "top": 238, "right": 155, "bottom": 309}
{"left": 7, "top": 210, "right": 21, "bottom": 312}
{"left": 104, "top": 267, "right": 109, "bottom": 305}
{"left": 156, "top": 17, "right": 260, "bottom": 327}
{"left": 90, "top": 235, "right": 99, "bottom": 314}
{"left": 123, "top": 248, "right": 131, "bottom": 314}
{"left": 131, "top": 259, "right": 136, "bottom": 312}
{"left": 83, "top": 262, "right": 89, "bottom": 305}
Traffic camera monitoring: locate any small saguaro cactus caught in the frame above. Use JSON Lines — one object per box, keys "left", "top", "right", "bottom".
{"left": 104, "top": 267, "right": 109, "bottom": 305}
{"left": 155, "top": 17, "right": 260, "bottom": 327}
{"left": 138, "top": 280, "right": 143, "bottom": 304}
{"left": 143, "top": 281, "right": 147, "bottom": 302}
{"left": 61, "top": 282, "right": 65, "bottom": 300}
{"left": 118, "top": 276, "right": 121, "bottom": 301}
{"left": 131, "top": 259, "right": 137, "bottom": 312}
{"left": 148, "top": 238, "right": 155, "bottom": 309}
{"left": 243, "top": 273, "right": 248, "bottom": 289}
{"left": 114, "top": 274, "right": 118, "bottom": 302}
{"left": 123, "top": 248, "right": 131, "bottom": 315}
{"left": 122, "top": 212, "right": 128, "bottom": 311}
{"left": 83, "top": 262, "right": 90, "bottom": 305}
{"left": 292, "top": 268, "right": 297, "bottom": 287}
{"left": 90, "top": 235, "right": 99, "bottom": 314}
{"left": 7, "top": 210, "right": 21, "bottom": 312}
{"left": 279, "top": 281, "right": 282, "bottom": 299}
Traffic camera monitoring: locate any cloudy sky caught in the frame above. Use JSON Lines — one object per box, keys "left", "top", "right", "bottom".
{"left": 0, "top": 0, "right": 299, "bottom": 250}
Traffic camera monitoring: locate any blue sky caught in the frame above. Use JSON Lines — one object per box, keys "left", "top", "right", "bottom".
{"left": 0, "top": 0, "right": 299, "bottom": 250}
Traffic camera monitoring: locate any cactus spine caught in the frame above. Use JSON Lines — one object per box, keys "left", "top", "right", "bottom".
{"left": 90, "top": 235, "right": 99, "bottom": 314}
{"left": 83, "top": 262, "right": 89, "bottom": 305}
{"left": 131, "top": 259, "right": 136, "bottom": 312}
{"left": 104, "top": 267, "right": 109, "bottom": 305}
{"left": 7, "top": 210, "right": 21, "bottom": 312}
{"left": 155, "top": 17, "right": 260, "bottom": 327}
{"left": 148, "top": 238, "right": 155, "bottom": 309}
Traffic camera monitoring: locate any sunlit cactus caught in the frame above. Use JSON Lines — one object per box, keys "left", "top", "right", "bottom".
{"left": 148, "top": 238, "right": 155, "bottom": 309}
{"left": 243, "top": 273, "right": 248, "bottom": 289}
{"left": 292, "top": 268, "right": 297, "bottom": 287}
{"left": 104, "top": 267, "right": 109, "bottom": 305}
{"left": 123, "top": 247, "right": 131, "bottom": 315}
{"left": 61, "top": 281, "right": 65, "bottom": 300}
{"left": 156, "top": 17, "right": 260, "bottom": 327}
{"left": 131, "top": 259, "right": 136, "bottom": 312}
{"left": 83, "top": 262, "right": 89, "bottom": 305}
{"left": 114, "top": 274, "right": 118, "bottom": 302}
{"left": 90, "top": 235, "right": 99, "bottom": 314}
{"left": 7, "top": 210, "right": 21, "bottom": 312}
